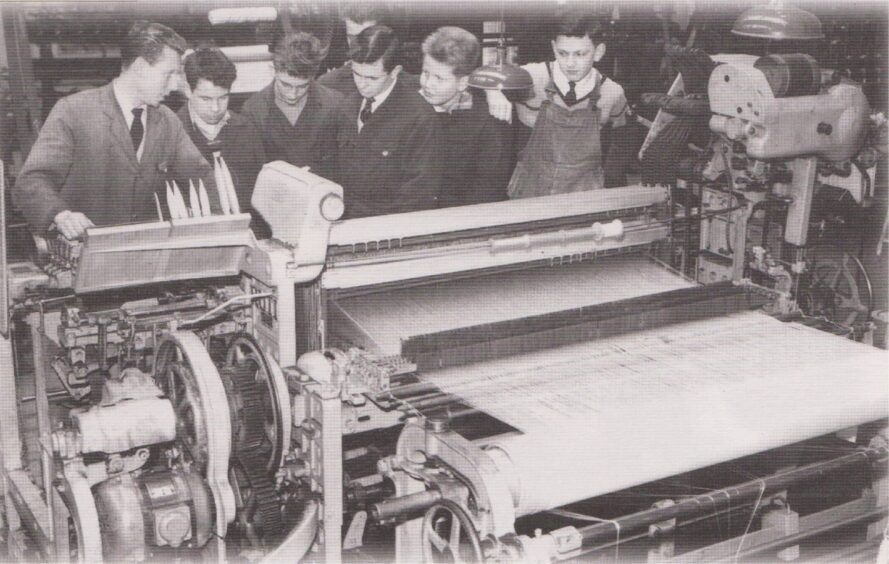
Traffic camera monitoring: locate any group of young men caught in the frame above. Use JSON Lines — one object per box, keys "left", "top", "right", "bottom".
{"left": 13, "top": 7, "right": 628, "bottom": 240}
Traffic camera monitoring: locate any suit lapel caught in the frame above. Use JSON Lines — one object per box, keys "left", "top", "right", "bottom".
{"left": 100, "top": 84, "right": 139, "bottom": 170}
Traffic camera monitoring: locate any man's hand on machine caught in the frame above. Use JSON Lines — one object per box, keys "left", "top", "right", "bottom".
{"left": 53, "top": 210, "right": 94, "bottom": 240}
{"left": 485, "top": 89, "right": 513, "bottom": 123}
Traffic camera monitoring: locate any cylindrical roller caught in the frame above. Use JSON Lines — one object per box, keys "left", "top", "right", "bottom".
{"left": 372, "top": 489, "right": 442, "bottom": 522}
{"left": 753, "top": 54, "right": 821, "bottom": 98}
{"left": 72, "top": 397, "right": 175, "bottom": 454}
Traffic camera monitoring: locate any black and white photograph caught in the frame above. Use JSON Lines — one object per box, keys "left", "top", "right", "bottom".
{"left": 0, "top": 0, "right": 886, "bottom": 562}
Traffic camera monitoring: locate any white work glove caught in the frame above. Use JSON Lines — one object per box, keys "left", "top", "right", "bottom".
{"left": 53, "top": 210, "right": 94, "bottom": 240}
{"left": 485, "top": 89, "right": 513, "bottom": 123}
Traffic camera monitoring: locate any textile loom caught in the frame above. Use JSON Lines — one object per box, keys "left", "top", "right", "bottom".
{"left": 0, "top": 48, "right": 886, "bottom": 560}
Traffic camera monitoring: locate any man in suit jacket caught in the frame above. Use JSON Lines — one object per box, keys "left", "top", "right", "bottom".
{"left": 334, "top": 25, "right": 444, "bottom": 219}
{"left": 13, "top": 21, "right": 215, "bottom": 239}
{"left": 241, "top": 32, "right": 343, "bottom": 181}
{"left": 178, "top": 46, "right": 269, "bottom": 237}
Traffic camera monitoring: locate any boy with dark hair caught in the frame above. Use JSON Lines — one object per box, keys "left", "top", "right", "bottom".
{"left": 334, "top": 25, "right": 443, "bottom": 218}
{"left": 420, "top": 26, "right": 514, "bottom": 207}
{"left": 14, "top": 21, "right": 215, "bottom": 239}
{"left": 318, "top": 2, "right": 420, "bottom": 96}
{"left": 241, "top": 32, "right": 343, "bottom": 180}
{"left": 487, "top": 12, "right": 628, "bottom": 197}
{"left": 178, "top": 46, "right": 269, "bottom": 237}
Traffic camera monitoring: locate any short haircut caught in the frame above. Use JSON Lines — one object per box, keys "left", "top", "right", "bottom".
{"left": 120, "top": 21, "right": 186, "bottom": 70}
{"left": 272, "top": 32, "right": 329, "bottom": 79}
{"left": 349, "top": 25, "right": 400, "bottom": 72}
{"left": 183, "top": 46, "right": 237, "bottom": 91}
{"left": 421, "top": 27, "right": 480, "bottom": 78}
{"left": 340, "top": 2, "right": 387, "bottom": 25}
{"left": 553, "top": 11, "right": 607, "bottom": 43}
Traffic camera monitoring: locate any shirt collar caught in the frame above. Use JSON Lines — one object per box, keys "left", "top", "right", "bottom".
{"left": 112, "top": 78, "right": 146, "bottom": 119}
{"left": 426, "top": 90, "right": 474, "bottom": 114}
{"left": 551, "top": 63, "right": 600, "bottom": 100}
{"left": 188, "top": 101, "right": 230, "bottom": 142}
{"left": 366, "top": 74, "right": 398, "bottom": 111}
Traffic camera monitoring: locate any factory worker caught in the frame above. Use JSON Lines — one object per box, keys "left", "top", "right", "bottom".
{"left": 486, "top": 12, "right": 629, "bottom": 198}
{"left": 241, "top": 32, "right": 343, "bottom": 180}
{"left": 419, "top": 26, "right": 514, "bottom": 207}
{"left": 334, "top": 25, "right": 444, "bottom": 219}
{"left": 14, "top": 21, "right": 216, "bottom": 239}
{"left": 178, "top": 46, "right": 270, "bottom": 237}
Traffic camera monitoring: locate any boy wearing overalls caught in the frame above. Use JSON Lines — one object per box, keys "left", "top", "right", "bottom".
{"left": 488, "top": 14, "right": 628, "bottom": 198}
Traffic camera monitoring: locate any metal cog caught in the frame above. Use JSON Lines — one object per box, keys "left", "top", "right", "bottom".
{"left": 231, "top": 457, "right": 284, "bottom": 540}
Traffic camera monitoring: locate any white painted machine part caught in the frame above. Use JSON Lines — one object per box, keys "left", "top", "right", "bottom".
{"left": 213, "top": 153, "right": 231, "bottom": 216}
{"left": 208, "top": 7, "right": 278, "bottom": 25}
{"left": 250, "top": 162, "right": 342, "bottom": 283}
{"left": 155, "top": 332, "right": 236, "bottom": 534}
{"left": 218, "top": 156, "right": 240, "bottom": 214}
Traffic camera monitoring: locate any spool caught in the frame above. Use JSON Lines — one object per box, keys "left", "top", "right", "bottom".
{"left": 753, "top": 54, "right": 821, "bottom": 98}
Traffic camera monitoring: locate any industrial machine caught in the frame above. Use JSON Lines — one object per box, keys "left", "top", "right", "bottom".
{"left": 0, "top": 153, "right": 885, "bottom": 563}
{"left": 643, "top": 50, "right": 884, "bottom": 334}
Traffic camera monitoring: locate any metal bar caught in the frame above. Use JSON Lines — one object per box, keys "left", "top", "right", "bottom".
{"left": 1, "top": 159, "right": 8, "bottom": 337}
{"left": 0, "top": 333, "right": 23, "bottom": 554}
{"left": 424, "top": 405, "right": 479, "bottom": 421}
{"left": 402, "top": 393, "right": 461, "bottom": 411}
{"left": 1, "top": 4, "right": 42, "bottom": 158}
{"left": 385, "top": 381, "right": 440, "bottom": 399}
{"left": 578, "top": 446, "right": 887, "bottom": 548}
{"left": 807, "top": 535, "right": 883, "bottom": 563}
{"left": 20, "top": 389, "right": 70, "bottom": 403}
{"left": 371, "top": 489, "right": 442, "bottom": 522}
{"left": 6, "top": 469, "right": 51, "bottom": 558}
{"left": 29, "top": 318, "right": 55, "bottom": 553}
{"left": 735, "top": 506, "right": 886, "bottom": 559}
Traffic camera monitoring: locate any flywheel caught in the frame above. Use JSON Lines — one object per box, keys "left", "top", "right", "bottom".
{"left": 153, "top": 331, "right": 237, "bottom": 534}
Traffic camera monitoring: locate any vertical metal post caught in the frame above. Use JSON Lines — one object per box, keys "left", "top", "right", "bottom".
{"left": 1, "top": 159, "right": 9, "bottom": 337}
{"left": 318, "top": 385, "right": 342, "bottom": 563}
{"left": 783, "top": 157, "right": 818, "bottom": 247}
{"left": 0, "top": 331, "right": 22, "bottom": 557}
{"left": 304, "top": 382, "right": 343, "bottom": 563}
{"left": 28, "top": 314, "right": 55, "bottom": 556}
{"left": 0, "top": 3, "right": 42, "bottom": 160}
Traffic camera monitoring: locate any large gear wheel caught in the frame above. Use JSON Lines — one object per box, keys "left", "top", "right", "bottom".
{"left": 218, "top": 334, "right": 291, "bottom": 476}
{"left": 215, "top": 334, "right": 292, "bottom": 548}
{"left": 230, "top": 458, "right": 285, "bottom": 545}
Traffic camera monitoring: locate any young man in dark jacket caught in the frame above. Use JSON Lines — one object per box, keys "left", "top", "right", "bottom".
{"left": 178, "top": 46, "right": 270, "bottom": 237}
{"left": 419, "top": 26, "right": 515, "bottom": 207}
{"left": 242, "top": 32, "right": 343, "bottom": 180}
{"left": 334, "top": 25, "right": 444, "bottom": 219}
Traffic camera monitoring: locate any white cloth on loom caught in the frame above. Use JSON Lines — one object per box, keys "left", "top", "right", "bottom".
{"left": 331, "top": 257, "right": 693, "bottom": 355}
{"left": 419, "top": 310, "right": 889, "bottom": 516}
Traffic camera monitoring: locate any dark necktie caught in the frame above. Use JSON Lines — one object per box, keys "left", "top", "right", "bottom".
{"left": 130, "top": 108, "right": 144, "bottom": 151}
{"left": 563, "top": 81, "right": 577, "bottom": 106}
{"left": 359, "top": 97, "right": 375, "bottom": 125}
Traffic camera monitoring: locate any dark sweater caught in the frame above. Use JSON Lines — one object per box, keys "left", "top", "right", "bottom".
{"left": 436, "top": 94, "right": 515, "bottom": 208}
{"left": 241, "top": 81, "right": 344, "bottom": 180}
{"left": 334, "top": 76, "right": 444, "bottom": 219}
{"left": 176, "top": 106, "right": 270, "bottom": 237}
